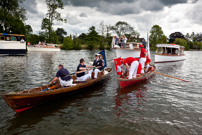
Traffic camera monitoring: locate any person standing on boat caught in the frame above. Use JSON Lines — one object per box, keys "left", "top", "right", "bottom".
{"left": 139, "top": 44, "right": 147, "bottom": 73}
{"left": 76, "top": 58, "right": 94, "bottom": 81}
{"left": 89, "top": 54, "right": 104, "bottom": 79}
{"left": 123, "top": 57, "right": 139, "bottom": 79}
{"left": 123, "top": 35, "right": 127, "bottom": 48}
{"left": 145, "top": 56, "right": 151, "bottom": 70}
{"left": 49, "top": 64, "right": 72, "bottom": 86}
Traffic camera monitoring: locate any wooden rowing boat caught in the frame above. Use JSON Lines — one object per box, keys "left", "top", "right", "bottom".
{"left": 118, "top": 66, "right": 155, "bottom": 88}
{"left": 1, "top": 67, "right": 112, "bottom": 112}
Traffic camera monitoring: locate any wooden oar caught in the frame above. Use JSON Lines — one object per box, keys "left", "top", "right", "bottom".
{"left": 41, "top": 85, "right": 60, "bottom": 92}
{"left": 152, "top": 71, "right": 190, "bottom": 82}
{"left": 71, "top": 66, "right": 101, "bottom": 75}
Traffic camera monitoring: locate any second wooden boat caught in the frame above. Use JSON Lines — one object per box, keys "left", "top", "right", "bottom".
{"left": 2, "top": 68, "right": 112, "bottom": 112}
{"left": 118, "top": 66, "right": 155, "bottom": 88}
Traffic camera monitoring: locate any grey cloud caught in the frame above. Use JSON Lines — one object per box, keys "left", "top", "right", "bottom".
{"left": 62, "top": 0, "right": 193, "bottom": 15}
{"left": 79, "top": 13, "right": 87, "bottom": 17}
{"left": 20, "top": 0, "right": 38, "bottom": 14}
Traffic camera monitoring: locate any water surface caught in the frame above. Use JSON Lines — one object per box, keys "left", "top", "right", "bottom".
{"left": 0, "top": 50, "right": 201, "bottom": 135}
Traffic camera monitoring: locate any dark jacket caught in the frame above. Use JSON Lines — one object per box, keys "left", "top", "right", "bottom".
{"left": 93, "top": 59, "right": 104, "bottom": 71}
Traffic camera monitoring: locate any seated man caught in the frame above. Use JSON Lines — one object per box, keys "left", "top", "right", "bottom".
{"left": 76, "top": 58, "right": 94, "bottom": 81}
{"left": 123, "top": 57, "right": 139, "bottom": 79}
{"left": 89, "top": 54, "right": 104, "bottom": 79}
{"left": 20, "top": 38, "right": 25, "bottom": 43}
{"left": 49, "top": 64, "right": 72, "bottom": 86}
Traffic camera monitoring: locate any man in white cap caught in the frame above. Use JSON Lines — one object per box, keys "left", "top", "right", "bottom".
{"left": 89, "top": 54, "right": 104, "bottom": 78}
{"left": 139, "top": 44, "right": 147, "bottom": 73}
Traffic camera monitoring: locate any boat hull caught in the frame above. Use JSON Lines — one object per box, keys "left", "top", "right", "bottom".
{"left": 2, "top": 68, "right": 112, "bottom": 112}
{"left": 113, "top": 48, "right": 140, "bottom": 58}
{"left": 155, "top": 54, "right": 186, "bottom": 63}
{"left": 118, "top": 67, "right": 155, "bottom": 88}
{"left": 0, "top": 41, "right": 26, "bottom": 55}
{"left": 27, "top": 47, "right": 60, "bottom": 52}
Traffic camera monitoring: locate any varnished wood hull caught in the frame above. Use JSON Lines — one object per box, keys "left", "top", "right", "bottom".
{"left": 2, "top": 68, "right": 112, "bottom": 112}
{"left": 118, "top": 67, "right": 155, "bottom": 88}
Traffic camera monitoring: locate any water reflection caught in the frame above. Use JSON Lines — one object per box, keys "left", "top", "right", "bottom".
{"left": 113, "top": 82, "right": 148, "bottom": 121}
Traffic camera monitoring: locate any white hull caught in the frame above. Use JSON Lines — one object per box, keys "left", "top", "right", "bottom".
{"left": 155, "top": 54, "right": 186, "bottom": 63}
{"left": 113, "top": 49, "right": 140, "bottom": 58}
{"left": 27, "top": 47, "right": 60, "bottom": 52}
{"left": 0, "top": 41, "right": 26, "bottom": 55}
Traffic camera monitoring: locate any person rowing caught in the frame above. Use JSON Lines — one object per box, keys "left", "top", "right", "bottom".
{"left": 139, "top": 44, "right": 147, "bottom": 73}
{"left": 76, "top": 58, "right": 94, "bottom": 81}
{"left": 49, "top": 64, "right": 73, "bottom": 86}
{"left": 122, "top": 57, "right": 141, "bottom": 79}
{"left": 89, "top": 54, "right": 104, "bottom": 79}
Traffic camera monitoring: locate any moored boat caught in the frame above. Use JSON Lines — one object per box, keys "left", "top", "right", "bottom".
{"left": 111, "top": 37, "right": 141, "bottom": 58}
{"left": 155, "top": 44, "right": 186, "bottom": 63}
{"left": 0, "top": 33, "right": 26, "bottom": 55}
{"left": 118, "top": 66, "right": 155, "bottom": 88}
{"left": 1, "top": 67, "right": 112, "bottom": 112}
{"left": 27, "top": 44, "right": 60, "bottom": 52}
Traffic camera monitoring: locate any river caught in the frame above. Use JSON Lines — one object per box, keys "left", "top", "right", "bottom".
{"left": 0, "top": 50, "right": 202, "bottom": 135}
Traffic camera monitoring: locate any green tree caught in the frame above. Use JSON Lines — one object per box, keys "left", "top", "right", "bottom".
{"left": 149, "top": 25, "right": 165, "bottom": 48}
{"left": 196, "top": 42, "right": 202, "bottom": 50}
{"left": 55, "top": 28, "right": 67, "bottom": 43}
{"left": 41, "top": 0, "right": 66, "bottom": 42}
{"left": 85, "top": 26, "right": 100, "bottom": 50}
{"left": 73, "top": 38, "right": 81, "bottom": 50}
{"left": 174, "top": 38, "right": 188, "bottom": 50}
{"left": 78, "top": 33, "right": 87, "bottom": 44}
{"left": 27, "top": 34, "right": 39, "bottom": 45}
{"left": 0, "top": 0, "right": 27, "bottom": 34}
{"left": 25, "top": 25, "right": 33, "bottom": 35}
{"left": 61, "top": 36, "right": 73, "bottom": 50}
{"left": 111, "top": 21, "right": 135, "bottom": 37}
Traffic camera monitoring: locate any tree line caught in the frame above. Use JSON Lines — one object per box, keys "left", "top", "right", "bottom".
{"left": 0, "top": 0, "right": 201, "bottom": 51}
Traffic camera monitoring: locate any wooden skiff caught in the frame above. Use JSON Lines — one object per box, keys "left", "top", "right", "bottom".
{"left": 118, "top": 66, "right": 155, "bottom": 88}
{"left": 1, "top": 67, "right": 112, "bottom": 112}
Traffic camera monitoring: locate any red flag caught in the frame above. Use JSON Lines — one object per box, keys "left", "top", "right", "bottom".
{"left": 114, "top": 57, "right": 123, "bottom": 75}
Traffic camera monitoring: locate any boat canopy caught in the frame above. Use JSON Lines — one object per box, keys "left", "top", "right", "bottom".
{"left": 157, "top": 44, "right": 180, "bottom": 49}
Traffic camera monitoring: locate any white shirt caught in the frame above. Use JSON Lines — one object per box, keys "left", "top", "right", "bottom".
{"left": 124, "top": 37, "right": 127, "bottom": 43}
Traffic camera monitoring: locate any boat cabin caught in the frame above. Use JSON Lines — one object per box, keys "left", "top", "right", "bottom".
{"left": 155, "top": 44, "right": 185, "bottom": 56}
{"left": 0, "top": 33, "right": 25, "bottom": 42}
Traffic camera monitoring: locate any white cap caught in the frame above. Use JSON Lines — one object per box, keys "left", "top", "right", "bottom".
{"left": 95, "top": 53, "right": 100, "bottom": 56}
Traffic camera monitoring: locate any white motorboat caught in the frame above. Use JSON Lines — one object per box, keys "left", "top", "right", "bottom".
{"left": 27, "top": 44, "right": 60, "bottom": 52}
{"left": 111, "top": 37, "right": 141, "bottom": 58}
{"left": 155, "top": 44, "right": 186, "bottom": 63}
{"left": 0, "top": 33, "right": 26, "bottom": 55}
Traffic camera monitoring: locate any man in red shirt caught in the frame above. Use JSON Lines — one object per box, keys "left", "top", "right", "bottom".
{"left": 145, "top": 55, "right": 151, "bottom": 70}
{"left": 139, "top": 44, "right": 147, "bottom": 73}
{"left": 123, "top": 57, "right": 139, "bottom": 79}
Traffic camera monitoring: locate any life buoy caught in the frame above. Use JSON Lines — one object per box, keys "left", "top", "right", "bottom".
{"left": 6, "top": 37, "right": 10, "bottom": 41}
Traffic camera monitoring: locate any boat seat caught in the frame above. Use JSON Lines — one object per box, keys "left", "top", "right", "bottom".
{"left": 64, "top": 84, "right": 77, "bottom": 87}
{"left": 104, "top": 70, "right": 109, "bottom": 75}
{"left": 74, "top": 80, "right": 85, "bottom": 83}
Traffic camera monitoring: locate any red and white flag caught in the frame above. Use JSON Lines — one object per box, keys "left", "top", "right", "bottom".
{"left": 114, "top": 57, "right": 123, "bottom": 75}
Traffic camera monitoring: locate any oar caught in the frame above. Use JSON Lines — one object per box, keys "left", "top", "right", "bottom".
{"left": 152, "top": 71, "right": 190, "bottom": 82}
{"left": 71, "top": 66, "right": 101, "bottom": 75}
{"left": 41, "top": 85, "right": 60, "bottom": 92}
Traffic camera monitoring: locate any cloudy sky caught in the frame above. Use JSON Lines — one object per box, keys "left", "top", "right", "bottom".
{"left": 20, "top": 0, "right": 201, "bottom": 39}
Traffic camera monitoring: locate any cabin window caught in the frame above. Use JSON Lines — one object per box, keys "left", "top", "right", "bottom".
{"left": 11, "top": 37, "right": 17, "bottom": 41}
{"left": 156, "top": 47, "right": 164, "bottom": 54}
{"left": 0, "top": 36, "right": 5, "bottom": 40}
